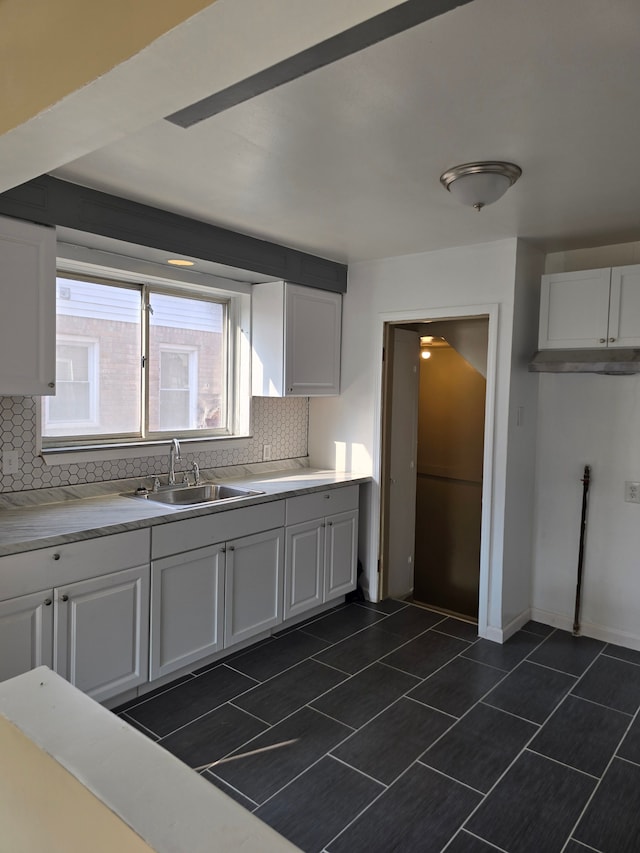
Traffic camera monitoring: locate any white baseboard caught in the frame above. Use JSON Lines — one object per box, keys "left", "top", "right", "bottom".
{"left": 480, "top": 609, "right": 531, "bottom": 644}
{"left": 530, "top": 607, "right": 640, "bottom": 652}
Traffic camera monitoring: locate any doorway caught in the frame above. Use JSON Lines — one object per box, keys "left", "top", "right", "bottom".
{"left": 380, "top": 316, "right": 489, "bottom": 621}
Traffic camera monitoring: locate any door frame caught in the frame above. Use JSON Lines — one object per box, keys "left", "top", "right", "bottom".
{"left": 373, "top": 303, "right": 498, "bottom": 639}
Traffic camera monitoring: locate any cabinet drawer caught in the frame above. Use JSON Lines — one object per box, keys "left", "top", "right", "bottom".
{"left": 151, "top": 499, "right": 285, "bottom": 559}
{"left": 286, "top": 485, "right": 358, "bottom": 526}
{"left": 0, "top": 529, "right": 150, "bottom": 600}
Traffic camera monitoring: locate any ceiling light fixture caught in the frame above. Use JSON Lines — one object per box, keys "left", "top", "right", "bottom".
{"left": 440, "top": 161, "right": 522, "bottom": 211}
{"left": 167, "top": 258, "right": 195, "bottom": 267}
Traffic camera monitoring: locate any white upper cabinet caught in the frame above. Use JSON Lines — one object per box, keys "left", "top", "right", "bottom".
{"left": 0, "top": 215, "right": 56, "bottom": 394}
{"left": 539, "top": 265, "right": 640, "bottom": 349}
{"left": 252, "top": 281, "right": 341, "bottom": 396}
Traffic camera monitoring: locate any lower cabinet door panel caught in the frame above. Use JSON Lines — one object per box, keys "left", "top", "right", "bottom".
{"left": 324, "top": 510, "right": 358, "bottom": 601}
{"left": 225, "top": 528, "right": 284, "bottom": 648}
{"left": 55, "top": 565, "right": 149, "bottom": 703}
{"left": 0, "top": 590, "right": 54, "bottom": 682}
{"left": 284, "top": 520, "right": 324, "bottom": 620}
{"left": 150, "top": 546, "right": 225, "bottom": 680}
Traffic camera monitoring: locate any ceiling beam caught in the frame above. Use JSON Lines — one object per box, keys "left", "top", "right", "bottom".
{"left": 0, "top": 177, "right": 347, "bottom": 292}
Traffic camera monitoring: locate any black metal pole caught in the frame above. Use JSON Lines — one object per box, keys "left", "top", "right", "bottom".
{"left": 573, "top": 465, "right": 591, "bottom": 636}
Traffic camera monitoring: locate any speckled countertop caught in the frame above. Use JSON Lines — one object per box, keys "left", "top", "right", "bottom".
{"left": 0, "top": 461, "right": 369, "bottom": 557}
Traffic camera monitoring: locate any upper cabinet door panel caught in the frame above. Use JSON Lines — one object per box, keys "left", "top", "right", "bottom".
{"left": 285, "top": 284, "right": 341, "bottom": 396}
{"left": 539, "top": 269, "right": 611, "bottom": 349}
{"left": 609, "top": 265, "right": 640, "bottom": 347}
{"left": 0, "top": 215, "right": 56, "bottom": 395}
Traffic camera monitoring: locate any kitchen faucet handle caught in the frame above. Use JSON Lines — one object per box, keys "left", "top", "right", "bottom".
{"left": 191, "top": 461, "right": 201, "bottom": 486}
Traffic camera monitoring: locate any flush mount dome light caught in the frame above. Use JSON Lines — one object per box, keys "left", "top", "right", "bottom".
{"left": 440, "top": 161, "right": 522, "bottom": 211}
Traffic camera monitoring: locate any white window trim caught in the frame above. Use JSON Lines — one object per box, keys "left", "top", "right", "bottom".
{"left": 38, "top": 253, "right": 253, "bottom": 463}
{"left": 43, "top": 336, "right": 100, "bottom": 433}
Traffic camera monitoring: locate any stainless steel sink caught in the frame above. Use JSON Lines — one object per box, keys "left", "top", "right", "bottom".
{"left": 129, "top": 484, "right": 264, "bottom": 506}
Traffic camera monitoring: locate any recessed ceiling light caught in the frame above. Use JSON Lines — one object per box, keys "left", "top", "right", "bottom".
{"left": 167, "top": 258, "right": 195, "bottom": 267}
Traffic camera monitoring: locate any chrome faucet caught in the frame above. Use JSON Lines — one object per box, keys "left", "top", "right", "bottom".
{"left": 168, "top": 438, "right": 181, "bottom": 485}
{"left": 191, "top": 461, "right": 201, "bottom": 486}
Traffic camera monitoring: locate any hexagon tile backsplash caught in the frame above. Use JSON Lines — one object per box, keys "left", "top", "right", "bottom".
{"left": 0, "top": 396, "right": 309, "bottom": 493}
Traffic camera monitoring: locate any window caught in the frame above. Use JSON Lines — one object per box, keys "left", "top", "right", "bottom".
{"left": 42, "top": 272, "right": 242, "bottom": 449}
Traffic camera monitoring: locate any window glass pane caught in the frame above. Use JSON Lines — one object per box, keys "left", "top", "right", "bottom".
{"left": 148, "top": 293, "right": 226, "bottom": 433}
{"left": 43, "top": 278, "right": 141, "bottom": 437}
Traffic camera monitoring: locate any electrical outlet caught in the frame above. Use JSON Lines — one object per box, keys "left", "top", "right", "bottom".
{"left": 262, "top": 444, "right": 272, "bottom": 461}
{"left": 2, "top": 450, "right": 19, "bottom": 475}
{"left": 625, "top": 481, "right": 640, "bottom": 503}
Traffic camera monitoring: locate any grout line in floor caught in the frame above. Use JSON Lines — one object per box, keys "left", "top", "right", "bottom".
{"left": 304, "top": 704, "right": 357, "bottom": 731}
{"left": 327, "top": 752, "right": 389, "bottom": 788}
{"left": 524, "top": 657, "right": 583, "bottom": 679}
{"left": 568, "top": 692, "right": 634, "bottom": 716}
{"left": 202, "top": 769, "right": 261, "bottom": 810}
{"left": 600, "top": 650, "right": 640, "bottom": 668}
{"left": 524, "top": 747, "right": 600, "bottom": 780}
{"left": 442, "top": 828, "right": 510, "bottom": 852}
{"left": 414, "top": 758, "right": 486, "bottom": 795}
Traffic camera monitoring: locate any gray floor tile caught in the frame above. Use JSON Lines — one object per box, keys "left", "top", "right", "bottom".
{"left": 521, "top": 620, "right": 555, "bottom": 637}
{"left": 382, "top": 630, "right": 470, "bottom": 679}
{"left": 310, "top": 662, "right": 419, "bottom": 729}
{"left": 564, "top": 842, "right": 597, "bottom": 853}
{"left": 446, "top": 831, "right": 507, "bottom": 852}
{"left": 355, "top": 598, "right": 409, "bottom": 614}
{"left": 158, "top": 702, "right": 267, "bottom": 768}
{"left": 232, "top": 658, "right": 347, "bottom": 724}
{"left": 618, "top": 714, "right": 640, "bottom": 764}
{"left": 312, "top": 624, "right": 407, "bottom": 675}
{"left": 299, "top": 604, "right": 385, "bottom": 643}
{"left": 214, "top": 706, "right": 352, "bottom": 804}
{"left": 462, "top": 630, "right": 543, "bottom": 671}
{"left": 575, "top": 757, "right": 640, "bottom": 852}
{"left": 528, "top": 630, "right": 605, "bottom": 676}
{"left": 421, "top": 703, "right": 536, "bottom": 793}
{"left": 530, "top": 695, "right": 629, "bottom": 777}
{"left": 327, "top": 763, "right": 481, "bottom": 853}
{"left": 125, "top": 665, "right": 257, "bottom": 737}
{"left": 466, "top": 750, "right": 596, "bottom": 853}
{"left": 228, "top": 629, "right": 330, "bottom": 681}
{"left": 255, "top": 756, "right": 383, "bottom": 853}
{"left": 332, "top": 697, "right": 453, "bottom": 784}
{"left": 374, "top": 604, "right": 444, "bottom": 638}
{"left": 483, "top": 661, "right": 576, "bottom": 724}
{"left": 602, "top": 643, "right": 640, "bottom": 667}
{"left": 407, "top": 655, "right": 505, "bottom": 717}
{"left": 113, "top": 673, "right": 194, "bottom": 712}
{"left": 193, "top": 636, "right": 276, "bottom": 673}
{"left": 203, "top": 770, "right": 259, "bottom": 811}
{"left": 432, "top": 616, "right": 479, "bottom": 642}
{"left": 572, "top": 656, "right": 640, "bottom": 715}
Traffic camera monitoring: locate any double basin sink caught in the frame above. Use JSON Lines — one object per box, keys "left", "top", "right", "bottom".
{"left": 129, "top": 483, "right": 265, "bottom": 507}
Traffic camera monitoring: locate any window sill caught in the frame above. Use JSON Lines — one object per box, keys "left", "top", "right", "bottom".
{"left": 40, "top": 435, "right": 253, "bottom": 466}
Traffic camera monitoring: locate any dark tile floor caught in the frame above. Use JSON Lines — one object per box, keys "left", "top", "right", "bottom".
{"left": 114, "top": 601, "right": 640, "bottom": 852}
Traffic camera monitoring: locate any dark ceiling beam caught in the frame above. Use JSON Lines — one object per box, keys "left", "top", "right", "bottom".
{"left": 167, "top": 0, "right": 475, "bottom": 128}
{"left": 0, "top": 176, "right": 347, "bottom": 292}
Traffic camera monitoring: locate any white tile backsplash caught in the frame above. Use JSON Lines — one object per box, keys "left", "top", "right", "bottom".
{"left": 0, "top": 396, "right": 308, "bottom": 493}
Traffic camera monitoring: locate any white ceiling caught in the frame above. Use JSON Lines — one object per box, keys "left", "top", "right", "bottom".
{"left": 52, "top": 0, "right": 640, "bottom": 265}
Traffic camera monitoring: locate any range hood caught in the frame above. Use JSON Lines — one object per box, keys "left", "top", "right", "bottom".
{"left": 529, "top": 348, "right": 640, "bottom": 375}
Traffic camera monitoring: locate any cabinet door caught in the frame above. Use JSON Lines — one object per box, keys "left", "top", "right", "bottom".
{"left": 284, "top": 520, "right": 324, "bottom": 620}
{"left": 0, "top": 590, "right": 54, "bottom": 682}
{"left": 0, "top": 215, "right": 56, "bottom": 395}
{"left": 55, "top": 565, "right": 149, "bottom": 703}
{"left": 539, "top": 270, "right": 611, "bottom": 348}
{"left": 609, "top": 265, "right": 640, "bottom": 347}
{"left": 150, "top": 546, "right": 225, "bottom": 680}
{"left": 324, "top": 510, "right": 358, "bottom": 601}
{"left": 284, "top": 284, "right": 341, "bottom": 395}
{"left": 224, "top": 528, "right": 284, "bottom": 648}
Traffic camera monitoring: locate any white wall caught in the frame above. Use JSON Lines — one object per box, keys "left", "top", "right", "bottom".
{"left": 532, "top": 242, "right": 640, "bottom": 649}
{"left": 501, "top": 240, "right": 544, "bottom": 628}
{"left": 309, "top": 237, "right": 526, "bottom": 636}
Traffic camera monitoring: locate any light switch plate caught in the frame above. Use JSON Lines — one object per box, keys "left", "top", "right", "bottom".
{"left": 2, "top": 450, "right": 19, "bottom": 475}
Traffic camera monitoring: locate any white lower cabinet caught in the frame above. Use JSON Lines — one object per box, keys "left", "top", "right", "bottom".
{"left": 55, "top": 565, "right": 149, "bottom": 703}
{"left": 0, "top": 590, "right": 54, "bottom": 682}
{"left": 284, "top": 486, "right": 359, "bottom": 620}
{"left": 224, "top": 528, "right": 284, "bottom": 648}
{"left": 150, "top": 545, "right": 225, "bottom": 680}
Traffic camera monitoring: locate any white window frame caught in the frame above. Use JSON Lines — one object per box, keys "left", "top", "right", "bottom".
{"left": 43, "top": 336, "right": 99, "bottom": 434}
{"left": 157, "top": 344, "right": 199, "bottom": 431}
{"left": 39, "top": 252, "right": 253, "bottom": 464}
